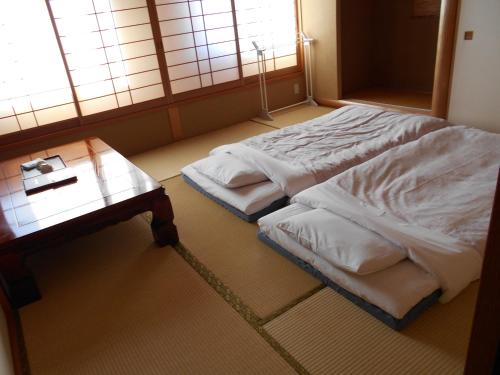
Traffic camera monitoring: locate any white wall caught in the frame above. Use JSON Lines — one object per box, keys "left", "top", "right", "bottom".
{"left": 301, "top": 0, "right": 340, "bottom": 100}
{"left": 448, "top": 0, "right": 500, "bottom": 133}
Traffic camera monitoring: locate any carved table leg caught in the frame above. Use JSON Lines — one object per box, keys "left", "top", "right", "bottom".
{"left": 151, "top": 194, "right": 179, "bottom": 246}
{"left": 0, "top": 253, "right": 41, "bottom": 308}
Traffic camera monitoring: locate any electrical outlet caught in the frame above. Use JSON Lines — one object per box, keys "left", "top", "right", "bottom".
{"left": 464, "top": 31, "right": 474, "bottom": 40}
{"left": 293, "top": 83, "right": 300, "bottom": 95}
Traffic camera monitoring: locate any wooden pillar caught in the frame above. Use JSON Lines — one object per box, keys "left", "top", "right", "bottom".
{"left": 431, "top": 0, "right": 459, "bottom": 118}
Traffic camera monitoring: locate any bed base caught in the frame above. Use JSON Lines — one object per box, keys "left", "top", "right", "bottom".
{"left": 257, "top": 230, "right": 442, "bottom": 331}
{"left": 182, "top": 173, "right": 288, "bottom": 222}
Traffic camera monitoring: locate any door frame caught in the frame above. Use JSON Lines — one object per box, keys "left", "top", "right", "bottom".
{"left": 464, "top": 169, "right": 500, "bottom": 374}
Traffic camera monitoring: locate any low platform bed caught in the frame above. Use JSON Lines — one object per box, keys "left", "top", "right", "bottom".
{"left": 257, "top": 126, "right": 500, "bottom": 328}
{"left": 258, "top": 203, "right": 444, "bottom": 329}
{"left": 257, "top": 230, "right": 442, "bottom": 330}
{"left": 182, "top": 105, "right": 449, "bottom": 221}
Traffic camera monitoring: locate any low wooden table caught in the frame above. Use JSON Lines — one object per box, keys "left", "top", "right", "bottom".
{"left": 0, "top": 138, "right": 178, "bottom": 307}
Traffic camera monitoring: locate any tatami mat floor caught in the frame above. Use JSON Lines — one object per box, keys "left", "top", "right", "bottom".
{"left": 163, "top": 177, "right": 321, "bottom": 319}
{"left": 130, "top": 103, "right": 334, "bottom": 181}
{"left": 19, "top": 104, "right": 476, "bottom": 374}
{"left": 265, "top": 287, "right": 477, "bottom": 375}
{"left": 21, "top": 218, "right": 296, "bottom": 375}
{"left": 251, "top": 104, "right": 333, "bottom": 128}
{"left": 129, "top": 120, "right": 273, "bottom": 182}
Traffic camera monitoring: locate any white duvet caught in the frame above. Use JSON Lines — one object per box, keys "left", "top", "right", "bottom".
{"left": 183, "top": 105, "right": 449, "bottom": 214}
{"left": 287, "top": 126, "right": 500, "bottom": 303}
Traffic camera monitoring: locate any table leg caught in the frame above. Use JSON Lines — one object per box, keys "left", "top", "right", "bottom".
{"left": 151, "top": 195, "right": 179, "bottom": 246}
{"left": 0, "top": 253, "right": 41, "bottom": 308}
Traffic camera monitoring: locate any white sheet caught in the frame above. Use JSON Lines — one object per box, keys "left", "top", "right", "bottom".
{"left": 241, "top": 105, "right": 449, "bottom": 183}
{"left": 259, "top": 204, "right": 440, "bottom": 319}
{"left": 183, "top": 105, "right": 449, "bottom": 215}
{"left": 214, "top": 105, "right": 449, "bottom": 187}
{"left": 291, "top": 126, "right": 500, "bottom": 302}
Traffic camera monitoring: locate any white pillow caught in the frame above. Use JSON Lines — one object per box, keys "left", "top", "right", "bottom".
{"left": 191, "top": 154, "right": 268, "bottom": 188}
{"left": 276, "top": 208, "right": 406, "bottom": 275}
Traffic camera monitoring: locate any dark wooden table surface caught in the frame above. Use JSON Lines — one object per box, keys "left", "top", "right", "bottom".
{"left": 0, "top": 137, "right": 178, "bottom": 307}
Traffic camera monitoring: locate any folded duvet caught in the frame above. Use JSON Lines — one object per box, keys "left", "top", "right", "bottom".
{"left": 289, "top": 126, "right": 500, "bottom": 302}
{"left": 186, "top": 106, "right": 450, "bottom": 202}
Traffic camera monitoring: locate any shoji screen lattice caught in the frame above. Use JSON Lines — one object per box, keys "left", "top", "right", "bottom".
{"left": 0, "top": 0, "right": 77, "bottom": 135}
{"left": 156, "top": 0, "right": 240, "bottom": 94}
{"left": 235, "top": 0, "right": 298, "bottom": 77}
{"left": 0, "top": 0, "right": 300, "bottom": 137}
{"left": 50, "top": 0, "right": 165, "bottom": 116}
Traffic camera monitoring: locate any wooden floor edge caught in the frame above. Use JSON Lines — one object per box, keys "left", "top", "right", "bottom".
{"left": 315, "top": 97, "right": 434, "bottom": 116}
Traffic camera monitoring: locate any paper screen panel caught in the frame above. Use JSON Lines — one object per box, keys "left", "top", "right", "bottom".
{"left": 235, "top": 0, "right": 297, "bottom": 77}
{"left": 156, "top": 0, "right": 240, "bottom": 94}
{"left": 0, "top": 0, "right": 77, "bottom": 135}
{"left": 50, "top": 0, "right": 165, "bottom": 116}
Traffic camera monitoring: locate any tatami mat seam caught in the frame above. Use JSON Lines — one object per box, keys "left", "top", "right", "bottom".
{"left": 155, "top": 177, "right": 325, "bottom": 330}
{"left": 172, "top": 241, "right": 311, "bottom": 375}
{"left": 250, "top": 119, "right": 282, "bottom": 129}
{"left": 259, "top": 285, "right": 326, "bottom": 326}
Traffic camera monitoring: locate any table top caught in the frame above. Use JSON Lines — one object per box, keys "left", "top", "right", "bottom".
{"left": 0, "top": 138, "right": 161, "bottom": 246}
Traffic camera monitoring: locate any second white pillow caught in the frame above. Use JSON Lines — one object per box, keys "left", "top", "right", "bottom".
{"left": 276, "top": 208, "right": 406, "bottom": 275}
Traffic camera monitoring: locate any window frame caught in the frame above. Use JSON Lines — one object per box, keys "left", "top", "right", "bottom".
{"left": 0, "top": 0, "right": 303, "bottom": 147}
{"left": 154, "top": 0, "right": 302, "bottom": 101}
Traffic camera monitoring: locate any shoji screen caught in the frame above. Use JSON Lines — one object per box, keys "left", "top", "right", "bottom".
{"left": 156, "top": 0, "right": 240, "bottom": 94}
{"left": 0, "top": 0, "right": 77, "bottom": 135}
{"left": 235, "top": 0, "right": 298, "bottom": 77}
{"left": 49, "top": 0, "right": 165, "bottom": 116}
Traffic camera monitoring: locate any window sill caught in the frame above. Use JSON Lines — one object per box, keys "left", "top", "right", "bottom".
{"left": 0, "top": 69, "right": 304, "bottom": 155}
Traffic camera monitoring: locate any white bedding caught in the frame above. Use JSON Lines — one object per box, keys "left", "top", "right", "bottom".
{"left": 286, "top": 126, "right": 500, "bottom": 303}
{"left": 182, "top": 105, "right": 449, "bottom": 215}
{"left": 183, "top": 165, "right": 284, "bottom": 214}
{"left": 259, "top": 204, "right": 440, "bottom": 319}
